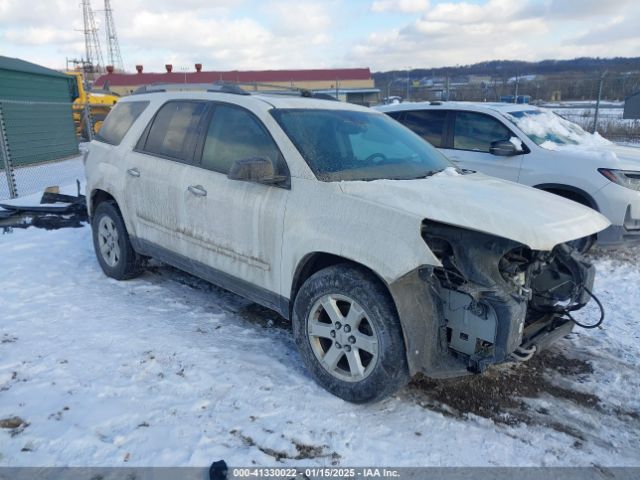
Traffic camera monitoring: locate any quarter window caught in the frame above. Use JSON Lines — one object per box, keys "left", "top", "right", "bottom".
{"left": 401, "top": 110, "right": 447, "bottom": 148}
{"left": 95, "top": 101, "right": 149, "bottom": 145}
{"left": 201, "top": 105, "right": 284, "bottom": 175}
{"left": 142, "top": 101, "right": 207, "bottom": 162}
{"left": 453, "top": 112, "right": 512, "bottom": 152}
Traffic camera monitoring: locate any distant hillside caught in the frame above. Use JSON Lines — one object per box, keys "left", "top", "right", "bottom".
{"left": 375, "top": 57, "right": 640, "bottom": 102}
{"left": 374, "top": 57, "right": 640, "bottom": 80}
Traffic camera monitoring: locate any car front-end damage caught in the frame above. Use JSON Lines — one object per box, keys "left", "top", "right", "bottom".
{"left": 390, "top": 220, "right": 599, "bottom": 378}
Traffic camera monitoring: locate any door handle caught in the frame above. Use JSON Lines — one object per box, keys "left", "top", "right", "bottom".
{"left": 188, "top": 185, "right": 207, "bottom": 197}
{"left": 127, "top": 168, "right": 140, "bottom": 177}
{"left": 448, "top": 156, "right": 461, "bottom": 163}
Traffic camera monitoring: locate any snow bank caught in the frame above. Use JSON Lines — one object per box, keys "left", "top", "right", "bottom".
{"left": 434, "top": 167, "right": 461, "bottom": 177}
{"left": 507, "top": 110, "right": 611, "bottom": 151}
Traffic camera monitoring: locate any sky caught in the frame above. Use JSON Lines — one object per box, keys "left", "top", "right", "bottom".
{"left": 0, "top": 0, "right": 639, "bottom": 73}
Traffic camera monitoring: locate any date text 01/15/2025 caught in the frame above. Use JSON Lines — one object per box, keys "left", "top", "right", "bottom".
{"left": 231, "top": 468, "right": 400, "bottom": 478}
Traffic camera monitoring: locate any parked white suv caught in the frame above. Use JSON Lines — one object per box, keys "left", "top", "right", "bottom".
{"left": 377, "top": 102, "right": 640, "bottom": 247}
{"left": 85, "top": 88, "right": 608, "bottom": 402}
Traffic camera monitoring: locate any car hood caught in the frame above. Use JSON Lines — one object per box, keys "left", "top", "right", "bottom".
{"left": 338, "top": 171, "right": 610, "bottom": 251}
{"left": 547, "top": 143, "right": 640, "bottom": 171}
{"left": 598, "top": 144, "right": 640, "bottom": 170}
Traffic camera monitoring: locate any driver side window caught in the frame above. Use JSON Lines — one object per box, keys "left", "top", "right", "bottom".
{"left": 453, "top": 112, "right": 512, "bottom": 153}
{"left": 201, "top": 104, "right": 285, "bottom": 175}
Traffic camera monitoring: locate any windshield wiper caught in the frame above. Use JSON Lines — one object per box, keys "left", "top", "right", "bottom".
{"left": 397, "top": 169, "right": 444, "bottom": 180}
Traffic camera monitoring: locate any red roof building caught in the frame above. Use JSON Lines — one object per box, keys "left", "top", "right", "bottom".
{"left": 94, "top": 66, "right": 374, "bottom": 96}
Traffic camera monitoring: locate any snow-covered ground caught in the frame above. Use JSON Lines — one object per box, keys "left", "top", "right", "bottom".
{"left": 1, "top": 226, "right": 639, "bottom": 466}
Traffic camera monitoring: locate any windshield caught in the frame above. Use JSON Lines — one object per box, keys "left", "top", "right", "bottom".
{"left": 271, "top": 108, "right": 452, "bottom": 181}
{"left": 505, "top": 109, "right": 611, "bottom": 150}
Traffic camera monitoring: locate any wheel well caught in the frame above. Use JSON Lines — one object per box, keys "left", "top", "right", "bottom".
{"left": 289, "top": 253, "right": 391, "bottom": 317}
{"left": 535, "top": 184, "right": 598, "bottom": 211}
{"left": 90, "top": 189, "right": 116, "bottom": 216}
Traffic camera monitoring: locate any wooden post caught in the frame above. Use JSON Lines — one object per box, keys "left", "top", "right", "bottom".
{"left": 593, "top": 71, "right": 607, "bottom": 134}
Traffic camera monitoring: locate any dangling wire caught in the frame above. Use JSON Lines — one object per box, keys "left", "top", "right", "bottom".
{"left": 564, "top": 287, "right": 605, "bottom": 329}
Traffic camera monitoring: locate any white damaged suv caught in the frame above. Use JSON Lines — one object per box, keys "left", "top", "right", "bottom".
{"left": 85, "top": 88, "right": 609, "bottom": 402}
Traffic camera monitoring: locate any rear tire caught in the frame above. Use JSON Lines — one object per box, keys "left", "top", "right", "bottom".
{"left": 292, "top": 264, "right": 408, "bottom": 403}
{"left": 91, "top": 201, "right": 143, "bottom": 280}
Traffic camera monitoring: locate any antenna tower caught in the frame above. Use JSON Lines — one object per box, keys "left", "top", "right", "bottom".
{"left": 81, "top": 0, "right": 105, "bottom": 74}
{"left": 104, "top": 0, "right": 124, "bottom": 71}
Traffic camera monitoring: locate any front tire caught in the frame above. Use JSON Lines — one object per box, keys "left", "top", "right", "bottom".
{"left": 91, "top": 201, "right": 143, "bottom": 280}
{"left": 292, "top": 264, "right": 408, "bottom": 403}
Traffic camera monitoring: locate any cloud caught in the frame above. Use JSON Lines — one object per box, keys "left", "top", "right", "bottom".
{"left": 117, "top": 7, "right": 338, "bottom": 70}
{"left": 371, "top": 0, "right": 429, "bottom": 13}
{"left": 567, "top": 13, "right": 640, "bottom": 46}
{"left": 0, "top": 0, "right": 638, "bottom": 73}
{"left": 265, "top": 1, "right": 333, "bottom": 36}
{"left": 349, "top": 0, "right": 640, "bottom": 70}
{"left": 421, "top": 0, "right": 524, "bottom": 24}
{"left": 3, "top": 27, "right": 77, "bottom": 46}
{"left": 519, "top": 0, "right": 636, "bottom": 20}
{"left": 350, "top": 0, "right": 549, "bottom": 69}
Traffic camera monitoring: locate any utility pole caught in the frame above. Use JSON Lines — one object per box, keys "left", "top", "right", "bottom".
{"left": 104, "top": 0, "right": 124, "bottom": 71}
{"left": 513, "top": 72, "right": 519, "bottom": 103}
{"left": 81, "top": 0, "right": 105, "bottom": 76}
{"left": 445, "top": 72, "right": 450, "bottom": 101}
{"left": 593, "top": 70, "right": 607, "bottom": 134}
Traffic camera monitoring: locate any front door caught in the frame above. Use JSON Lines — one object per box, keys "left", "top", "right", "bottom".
{"left": 440, "top": 111, "right": 523, "bottom": 182}
{"left": 178, "top": 103, "right": 290, "bottom": 302}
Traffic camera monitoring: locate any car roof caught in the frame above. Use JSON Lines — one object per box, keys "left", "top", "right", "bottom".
{"left": 118, "top": 90, "right": 375, "bottom": 113}
{"left": 376, "top": 101, "right": 541, "bottom": 115}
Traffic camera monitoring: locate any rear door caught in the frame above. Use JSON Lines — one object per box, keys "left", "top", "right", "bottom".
{"left": 124, "top": 100, "right": 209, "bottom": 251}
{"left": 440, "top": 111, "right": 523, "bottom": 181}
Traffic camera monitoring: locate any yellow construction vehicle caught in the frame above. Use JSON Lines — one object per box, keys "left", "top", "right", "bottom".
{"left": 65, "top": 71, "right": 119, "bottom": 139}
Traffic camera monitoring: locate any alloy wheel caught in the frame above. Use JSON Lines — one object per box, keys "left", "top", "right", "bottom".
{"left": 307, "top": 294, "right": 379, "bottom": 382}
{"left": 98, "top": 215, "right": 121, "bottom": 267}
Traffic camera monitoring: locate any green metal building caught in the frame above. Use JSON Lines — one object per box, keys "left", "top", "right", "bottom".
{"left": 0, "top": 56, "right": 78, "bottom": 168}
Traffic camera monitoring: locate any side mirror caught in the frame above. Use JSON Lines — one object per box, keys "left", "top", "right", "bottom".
{"left": 489, "top": 140, "right": 519, "bottom": 157}
{"left": 228, "top": 157, "right": 288, "bottom": 187}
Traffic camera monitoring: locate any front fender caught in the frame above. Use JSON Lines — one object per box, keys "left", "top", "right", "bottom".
{"left": 281, "top": 210, "right": 440, "bottom": 297}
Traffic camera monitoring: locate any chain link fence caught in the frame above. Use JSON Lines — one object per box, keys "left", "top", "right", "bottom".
{"left": 0, "top": 99, "right": 103, "bottom": 201}
{"left": 551, "top": 105, "right": 640, "bottom": 144}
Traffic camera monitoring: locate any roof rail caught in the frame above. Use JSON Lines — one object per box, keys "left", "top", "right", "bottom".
{"left": 129, "top": 81, "right": 338, "bottom": 101}
{"left": 254, "top": 87, "right": 339, "bottom": 101}
{"left": 131, "top": 82, "right": 249, "bottom": 96}
{"left": 207, "top": 83, "right": 250, "bottom": 95}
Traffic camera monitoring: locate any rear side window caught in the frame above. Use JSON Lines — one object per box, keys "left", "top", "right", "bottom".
{"left": 453, "top": 112, "right": 512, "bottom": 152}
{"left": 141, "top": 101, "right": 207, "bottom": 162}
{"left": 200, "top": 104, "right": 285, "bottom": 175}
{"left": 95, "top": 101, "right": 149, "bottom": 145}
{"left": 400, "top": 110, "right": 447, "bottom": 147}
